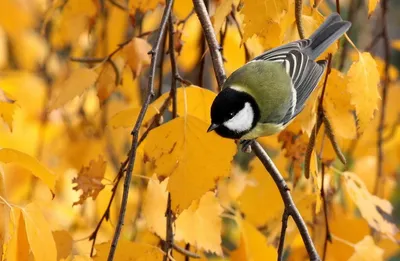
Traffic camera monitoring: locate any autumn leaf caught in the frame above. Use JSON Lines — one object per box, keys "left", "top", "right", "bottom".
{"left": 0, "top": 88, "right": 18, "bottom": 131}
{"left": 240, "top": 0, "right": 289, "bottom": 49}
{"left": 122, "top": 37, "right": 152, "bottom": 77}
{"left": 144, "top": 116, "right": 236, "bottom": 211}
{"left": 348, "top": 236, "right": 384, "bottom": 261}
{"left": 143, "top": 175, "right": 169, "bottom": 238}
{"left": 347, "top": 52, "right": 380, "bottom": 134}
{"left": 128, "top": 0, "right": 165, "bottom": 13}
{"left": 96, "top": 57, "right": 125, "bottom": 102}
{"left": 94, "top": 240, "right": 164, "bottom": 261}
{"left": 212, "top": 0, "right": 233, "bottom": 33}
{"left": 152, "top": 85, "right": 217, "bottom": 123}
{"left": 343, "top": 172, "right": 399, "bottom": 240}
{"left": 72, "top": 155, "right": 107, "bottom": 205}
{"left": 108, "top": 105, "right": 159, "bottom": 129}
{"left": 49, "top": 68, "right": 98, "bottom": 110}
{"left": 174, "top": 192, "right": 223, "bottom": 255}
{"left": 53, "top": 230, "right": 73, "bottom": 260}
{"left": 368, "top": 0, "right": 380, "bottom": 16}
{"left": 392, "top": 39, "right": 400, "bottom": 51}
{"left": 324, "top": 69, "right": 357, "bottom": 139}
{"left": 231, "top": 217, "right": 278, "bottom": 260}
{"left": 143, "top": 177, "right": 224, "bottom": 254}
{"left": 0, "top": 148, "right": 56, "bottom": 191}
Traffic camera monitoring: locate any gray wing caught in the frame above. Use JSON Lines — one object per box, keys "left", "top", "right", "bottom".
{"left": 253, "top": 44, "right": 326, "bottom": 125}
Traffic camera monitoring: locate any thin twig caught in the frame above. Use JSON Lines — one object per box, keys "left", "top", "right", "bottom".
{"left": 295, "top": 0, "right": 305, "bottom": 39}
{"left": 157, "top": 33, "right": 168, "bottom": 98}
{"left": 193, "top": 0, "right": 226, "bottom": 87}
{"left": 163, "top": 194, "right": 174, "bottom": 261}
{"left": 219, "top": 20, "right": 229, "bottom": 63}
{"left": 107, "top": 0, "right": 174, "bottom": 259}
{"left": 338, "top": 0, "right": 358, "bottom": 71}
{"left": 335, "top": 0, "right": 341, "bottom": 14}
{"left": 321, "top": 163, "right": 332, "bottom": 261}
{"left": 173, "top": 243, "right": 201, "bottom": 259}
{"left": 375, "top": 0, "right": 390, "bottom": 196}
{"left": 169, "top": 15, "right": 179, "bottom": 118}
{"left": 252, "top": 142, "right": 320, "bottom": 261}
{"left": 277, "top": 209, "right": 289, "bottom": 261}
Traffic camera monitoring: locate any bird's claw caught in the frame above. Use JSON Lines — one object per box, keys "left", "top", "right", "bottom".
{"left": 240, "top": 140, "right": 254, "bottom": 153}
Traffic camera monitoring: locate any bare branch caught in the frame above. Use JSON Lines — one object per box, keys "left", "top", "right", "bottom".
{"left": 107, "top": 0, "right": 175, "bottom": 259}
{"left": 193, "top": 0, "right": 226, "bottom": 87}
{"left": 172, "top": 243, "right": 201, "bottom": 259}
{"left": 277, "top": 209, "right": 289, "bottom": 261}
{"left": 375, "top": 0, "right": 391, "bottom": 196}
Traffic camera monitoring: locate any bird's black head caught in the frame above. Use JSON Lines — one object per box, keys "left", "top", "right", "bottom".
{"left": 208, "top": 87, "right": 260, "bottom": 139}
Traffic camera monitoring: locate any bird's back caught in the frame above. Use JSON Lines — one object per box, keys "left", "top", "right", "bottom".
{"left": 223, "top": 61, "right": 293, "bottom": 124}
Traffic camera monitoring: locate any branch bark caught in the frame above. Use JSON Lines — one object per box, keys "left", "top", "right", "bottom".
{"left": 106, "top": 0, "right": 174, "bottom": 259}
{"left": 192, "top": 0, "right": 320, "bottom": 259}
{"left": 193, "top": 0, "right": 226, "bottom": 87}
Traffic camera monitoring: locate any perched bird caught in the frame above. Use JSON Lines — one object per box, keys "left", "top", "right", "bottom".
{"left": 207, "top": 13, "right": 351, "bottom": 147}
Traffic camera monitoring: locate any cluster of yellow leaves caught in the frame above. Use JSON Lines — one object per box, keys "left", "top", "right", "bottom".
{"left": 0, "top": 0, "right": 399, "bottom": 261}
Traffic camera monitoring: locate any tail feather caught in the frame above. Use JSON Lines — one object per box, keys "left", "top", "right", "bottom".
{"left": 305, "top": 13, "right": 351, "bottom": 60}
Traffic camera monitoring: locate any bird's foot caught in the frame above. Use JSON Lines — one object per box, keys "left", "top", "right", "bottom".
{"left": 240, "top": 139, "right": 255, "bottom": 153}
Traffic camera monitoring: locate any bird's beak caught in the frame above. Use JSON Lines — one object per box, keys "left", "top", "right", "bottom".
{"left": 207, "top": 123, "right": 219, "bottom": 132}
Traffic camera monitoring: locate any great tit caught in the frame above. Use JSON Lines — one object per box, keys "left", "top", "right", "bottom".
{"left": 207, "top": 13, "right": 351, "bottom": 144}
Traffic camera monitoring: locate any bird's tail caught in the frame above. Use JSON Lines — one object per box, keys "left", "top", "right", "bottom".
{"left": 305, "top": 13, "right": 351, "bottom": 60}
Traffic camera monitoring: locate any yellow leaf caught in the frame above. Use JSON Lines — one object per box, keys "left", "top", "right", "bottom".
{"left": 343, "top": 172, "right": 398, "bottom": 240}
{"left": 108, "top": 105, "right": 159, "bottom": 129}
{"left": 94, "top": 240, "right": 164, "bottom": 261}
{"left": 324, "top": 69, "right": 357, "bottom": 139}
{"left": 22, "top": 203, "right": 57, "bottom": 261}
{"left": 0, "top": 89, "right": 18, "bottom": 131}
{"left": 239, "top": 158, "right": 282, "bottom": 227}
{"left": 392, "top": 39, "right": 400, "bottom": 50}
{"left": 72, "top": 155, "right": 107, "bottom": 205}
{"left": 97, "top": 58, "right": 124, "bottom": 102}
{"left": 177, "top": 16, "right": 202, "bottom": 71}
{"left": 53, "top": 230, "right": 73, "bottom": 260}
{"left": 231, "top": 218, "right": 277, "bottom": 260}
{"left": 240, "top": 0, "right": 289, "bottom": 49}
{"left": 173, "top": 0, "right": 194, "bottom": 20}
{"left": 119, "top": 66, "right": 142, "bottom": 106}
{"left": 347, "top": 52, "right": 380, "bottom": 134}
{"left": 50, "top": 68, "right": 98, "bottom": 110}
{"left": 368, "top": 0, "right": 380, "bottom": 16}
{"left": 5, "top": 208, "right": 30, "bottom": 261}
{"left": 122, "top": 38, "right": 152, "bottom": 77}
{"left": 223, "top": 25, "right": 247, "bottom": 75}
{"left": 175, "top": 192, "right": 223, "bottom": 255}
{"left": 0, "top": 0, "right": 34, "bottom": 37}
{"left": 143, "top": 175, "right": 169, "bottom": 239}
{"left": 212, "top": 0, "right": 233, "bottom": 33}
{"left": 348, "top": 236, "right": 384, "bottom": 261}
{"left": 144, "top": 116, "right": 236, "bottom": 211}
{"left": 152, "top": 85, "right": 216, "bottom": 123}
{"left": 0, "top": 148, "right": 55, "bottom": 191}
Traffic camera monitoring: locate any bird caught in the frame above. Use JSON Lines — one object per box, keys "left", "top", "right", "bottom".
{"left": 207, "top": 13, "right": 351, "bottom": 149}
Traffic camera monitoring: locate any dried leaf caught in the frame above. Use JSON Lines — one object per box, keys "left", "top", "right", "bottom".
{"left": 122, "top": 37, "right": 152, "bottom": 77}
{"left": 343, "top": 172, "right": 398, "bottom": 240}
{"left": 72, "top": 155, "right": 107, "bottom": 205}
{"left": 144, "top": 116, "right": 236, "bottom": 211}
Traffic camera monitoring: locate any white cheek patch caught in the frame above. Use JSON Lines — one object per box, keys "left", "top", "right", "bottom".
{"left": 223, "top": 102, "right": 254, "bottom": 133}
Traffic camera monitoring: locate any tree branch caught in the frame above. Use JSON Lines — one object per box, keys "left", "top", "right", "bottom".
{"left": 252, "top": 142, "right": 320, "bottom": 261}
{"left": 375, "top": 0, "right": 391, "bottom": 196}
{"left": 295, "top": 0, "right": 305, "bottom": 39}
{"left": 277, "top": 209, "right": 289, "bottom": 261}
{"left": 193, "top": 0, "right": 226, "bottom": 87}
{"left": 106, "top": 0, "right": 175, "bottom": 259}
